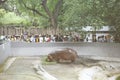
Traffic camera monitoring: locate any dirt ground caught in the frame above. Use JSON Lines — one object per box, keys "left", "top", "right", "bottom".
{"left": 0, "top": 56, "right": 120, "bottom": 80}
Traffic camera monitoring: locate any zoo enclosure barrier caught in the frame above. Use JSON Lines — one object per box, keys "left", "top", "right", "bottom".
{"left": 0, "top": 41, "right": 120, "bottom": 64}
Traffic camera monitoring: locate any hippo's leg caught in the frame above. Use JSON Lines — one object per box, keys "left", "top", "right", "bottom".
{"left": 71, "top": 58, "right": 75, "bottom": 62}
{"left": 56, "top": 57, "right": 63, "bottom": 63}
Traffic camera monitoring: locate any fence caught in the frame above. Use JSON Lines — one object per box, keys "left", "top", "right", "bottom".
{"left": 0, "top": 26, "right": 61, "bottom": 35}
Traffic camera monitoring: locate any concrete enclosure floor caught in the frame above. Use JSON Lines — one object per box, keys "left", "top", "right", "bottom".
{"left": 0, "top": 56, "right": 120, "bottom": 80}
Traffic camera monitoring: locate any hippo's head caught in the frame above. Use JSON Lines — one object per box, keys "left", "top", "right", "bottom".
{"left": 46, "top": 54, "right": 54, "bottom": 62}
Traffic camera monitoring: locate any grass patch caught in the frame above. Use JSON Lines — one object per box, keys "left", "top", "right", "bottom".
{"left": 41, "top": 56, "right": 57, "bottom": 65}
{"left": 116, "top": 76, "right": 120, "bottom": 80}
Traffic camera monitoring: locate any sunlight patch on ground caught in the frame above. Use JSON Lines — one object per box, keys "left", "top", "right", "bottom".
{"left": 77, "top": 66, "right": 119, "bottom": 80}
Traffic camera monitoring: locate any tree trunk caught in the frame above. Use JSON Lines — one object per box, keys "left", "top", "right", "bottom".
{"left": 114, "top": 32, "right": 120, "bottom": 43}
{"left": 50, "top": 16, "right": 58, "bottom": 34}
{"left": 21, "top": 0, "right": 63, "bottom": 35}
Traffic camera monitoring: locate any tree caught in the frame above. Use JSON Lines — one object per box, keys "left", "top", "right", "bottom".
{"left": 1, "top": 0, "right": 120, "bottom": 39}
{"left": 11, "top": 0, "right": 63, "bottom": 34}
{"left": 60, "top": 0, "right": 104, "bottom": 32}
{"left": 61, "top": 0, "right": 120, "bottom": 37}
{"left": 92, "top": 0, "right": 120, "bottom": 42}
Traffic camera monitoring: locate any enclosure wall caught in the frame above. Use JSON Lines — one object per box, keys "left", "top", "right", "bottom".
{"left": 11, "top": 42, "right": 120, "bottom": 57}
{"left": 0, "top": 41, "right": 11, "bottom": 64}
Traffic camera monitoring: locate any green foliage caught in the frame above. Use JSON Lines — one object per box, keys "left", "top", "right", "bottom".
{"left": 59, "top": 0, "right": 120, "bottom": 36}
{"left": 0, "top": 9, "right": 6, "bottom": 18}
{"left": 41, "top": 56, "right": 57, "bottom": 65}
{"left": 0, "top": 9, "right": 31, "bottom": 26}
{"left": 47, "top": 0, "right": 59, "bottom": 12}
{"left": 60, "top": 0, "right": 105, "bottom": 31}
{"left": 1, "top": 0, "right": 120, "bottom": 36}
{"left": 8, "top": 0, "right": 60, "bottom": 29}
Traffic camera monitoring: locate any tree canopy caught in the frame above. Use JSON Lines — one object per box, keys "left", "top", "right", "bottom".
{"left": 0, "top": 0, "right": 120, "bottom": 36}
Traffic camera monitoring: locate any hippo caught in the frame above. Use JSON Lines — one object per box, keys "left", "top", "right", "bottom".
{"left": 46, "top": 48, "right": 78, "bottom": 63}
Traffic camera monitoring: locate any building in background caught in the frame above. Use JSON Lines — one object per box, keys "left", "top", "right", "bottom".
{"left": 83, "top": 26, "right": 114, "bottom": 42}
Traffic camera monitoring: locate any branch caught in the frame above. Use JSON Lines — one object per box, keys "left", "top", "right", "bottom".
{"left": 53, "top": 0, "right": 63, "bottom": 18}
{"left": 0, "top": 0, "right": 7, "bottom": 4}
{"left": 21, "top": 0, "right": 48, "bottom": 19}
{"left": 41, "top": 0, "right": 52, "bottom": 17}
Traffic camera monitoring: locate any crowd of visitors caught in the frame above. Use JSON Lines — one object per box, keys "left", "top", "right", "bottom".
{"left": 0, "top": 33, "right": 114, "bottom": 43}
{"left": 0, "top": 33, "right": 84, "bottom": 43}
